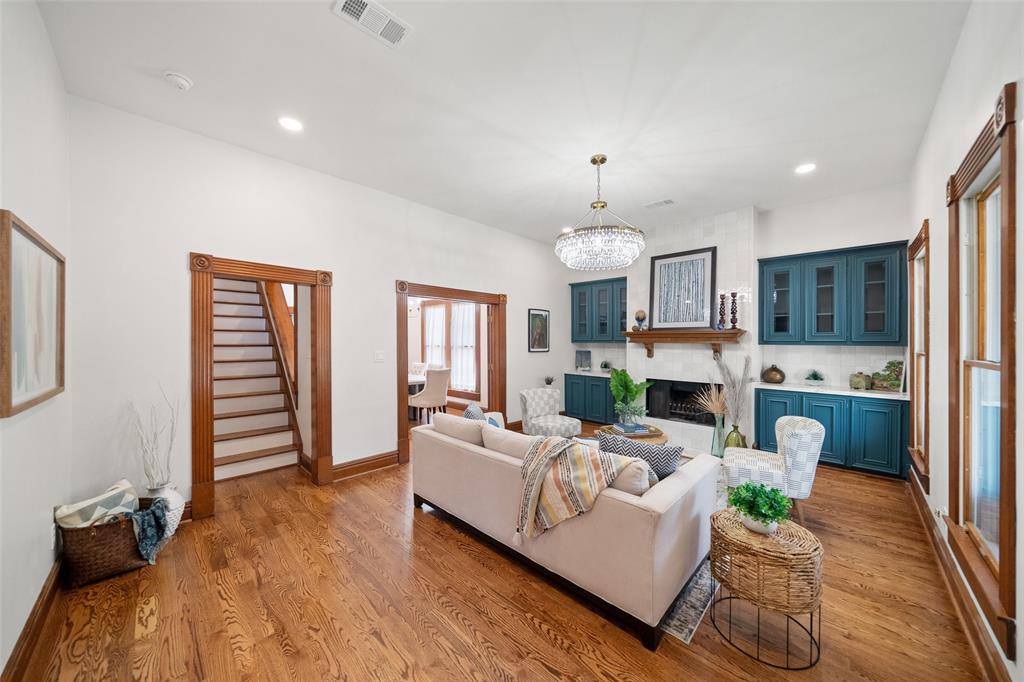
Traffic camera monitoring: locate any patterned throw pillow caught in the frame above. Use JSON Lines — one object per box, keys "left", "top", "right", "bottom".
{"left": 462, "top": 403, "right": 486, "bottom": 421}
{"left": 598, "top": 432, "right": 684, "bottom": 480}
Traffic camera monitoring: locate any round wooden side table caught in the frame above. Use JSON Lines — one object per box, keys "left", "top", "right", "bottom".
{"left": 709, "top": 508, "right": 823, "bottom": 670}
{"left": 594, "top": 424, "right": 669, "bottom": 445}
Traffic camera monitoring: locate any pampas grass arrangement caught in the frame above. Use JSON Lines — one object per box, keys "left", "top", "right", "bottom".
{"left": 717, "top": 355, "right": 752, "bottom": 426}
{"left": 693, "top": 383, "right": 727, "bottom": 416}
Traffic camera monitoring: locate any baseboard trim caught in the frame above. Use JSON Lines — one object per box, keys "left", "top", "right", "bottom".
{"left": 908, "top": 470, "right": 1011, "bottom": 682}
{"left": 2, "top": 559, "right": 61, "bottom": 681}
{"left": 333, "top": 451, "right": 400, "bottom": 482}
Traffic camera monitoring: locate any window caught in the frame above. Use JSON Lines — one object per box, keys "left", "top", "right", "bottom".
{"left": 421, "top": 299, "right": 481, "bottom": 400}
{"left": 908, "top": 221, "right": 929, "bottom": 490}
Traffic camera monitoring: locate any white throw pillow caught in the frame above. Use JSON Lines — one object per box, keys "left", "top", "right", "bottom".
{"left": 482, "top": 425, "right": 540, "bottom": 460}
{"left": 609, "top": 460, "right": 654, "bottom": 496}
{"left": 432, "top": 412, "right": 485, "bottom": 445}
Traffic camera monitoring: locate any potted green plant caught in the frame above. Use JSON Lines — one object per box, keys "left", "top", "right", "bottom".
{"left": 600, "top": 360, "right": 612, "bottom": 373}
{"left": 805, "top": 369, "right": 825, "bottom": 386}
{"left": 609, "top": 368, "right": 653, "bottom": 432}
{"left": 544, "top": 376, "right": 555, "bottom": 387}
{"left": 728, "top": 482, "right": 792, "bottom": 535}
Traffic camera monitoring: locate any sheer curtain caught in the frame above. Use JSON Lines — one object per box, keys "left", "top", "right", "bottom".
{"left": 450, "top": 303, "right": 477, "bottom": 391}
{"left": 423, "top": 303, "right": 447, "bottom": 367}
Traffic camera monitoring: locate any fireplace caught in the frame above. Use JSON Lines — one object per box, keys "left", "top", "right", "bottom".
{"left": 647, "top": 379, "right": 720, "bottom": 426}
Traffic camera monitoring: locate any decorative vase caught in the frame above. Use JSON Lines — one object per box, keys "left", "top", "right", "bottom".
{"left": 739, "top": 512, "right": 778, "bottom": 535}
{"left": 711, "top": 414, "right": 726, "bottom": 458}
{"left": 805, "top": 379, "right": 825, "bottom": 387}
{"left": 147, "top": 485, "right": 186, "bottom": 538}
{"left": 724, "top": 425, "right": 747, "bottom": 449}
{"left": 849, "top": 372, "right": 870, "bottom": 390}
{"left": 761, "top": 364, "right": 785, "bottom": 384}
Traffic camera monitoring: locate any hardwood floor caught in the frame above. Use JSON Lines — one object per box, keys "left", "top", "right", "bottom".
{"left": 23, "top": 452, "right": 981, "bottom": 680}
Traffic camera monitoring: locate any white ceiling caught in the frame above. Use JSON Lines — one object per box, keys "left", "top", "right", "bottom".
{"left": 40, "top": 1, "right": 968, "bottom": 243}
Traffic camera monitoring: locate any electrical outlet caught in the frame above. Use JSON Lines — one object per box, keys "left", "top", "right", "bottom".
{"left": 50, "top": 523, "right": 57, "bottom": 550}
{"left": 373, "top": 350, "right": 385, "bottom": 363}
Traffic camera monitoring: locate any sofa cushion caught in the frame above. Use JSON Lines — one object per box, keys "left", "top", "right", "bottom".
{"left": 598, "top": 432, "right": 684, "bottom": 480}
{"left": 608, "top": 459, "right": 655, "bottom": 496}
{"left": 432, "top": 412, "right": 485, "bottom": 445}
{"left": 482, "top": 425, "right": 539, "bottom": 460}
{"left": 462, "top": 403, "right": 486, "bottom": 420}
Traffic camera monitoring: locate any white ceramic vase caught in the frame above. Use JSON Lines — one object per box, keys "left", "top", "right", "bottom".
{"left": 739, "top": 512, "right": 778, "bottom": 535}
{"left": 147, "top": 485, "right": 186, "bottom": 538}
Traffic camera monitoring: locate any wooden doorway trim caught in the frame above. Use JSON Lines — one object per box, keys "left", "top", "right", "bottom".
{"left": 396, "top": 281, "right": 507, "bottom": 463}
{"left": 190, "top": 253, "right": 333, "bottom": 518}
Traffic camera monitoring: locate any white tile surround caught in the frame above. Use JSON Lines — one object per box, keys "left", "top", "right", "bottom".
{"left": 759, "top": 345, "right": 906, "bottom": 391}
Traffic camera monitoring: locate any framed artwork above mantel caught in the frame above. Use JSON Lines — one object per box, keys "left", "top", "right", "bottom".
{"left": 649, "top": 246, "right": 717, "bottom": 330}
{"left": 0, "top": 210, "right": 66, "bottom": 417}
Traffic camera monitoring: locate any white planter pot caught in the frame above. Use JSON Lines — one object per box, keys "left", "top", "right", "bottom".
{"left": 147, "top": 485, "right": 186, "bottom": 538}
{"left": 739, "top": 512, "right": 778, "bottom": 535}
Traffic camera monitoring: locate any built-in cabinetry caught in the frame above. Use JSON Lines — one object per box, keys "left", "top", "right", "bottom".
{"left": 759, "top": 242, "right": 907, "bottom": 345}
{"left": 564, "top": 373, "right": 616, "bottom": 424}
{"left": 754, "top": 388, "right": 908, "bottom": 477}
{"left": 570, "top": 277, "right": 628, "bottom": 343}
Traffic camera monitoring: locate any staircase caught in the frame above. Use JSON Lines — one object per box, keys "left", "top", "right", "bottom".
{"left": 212, "top": 278, "right": 301, "bottom": 481}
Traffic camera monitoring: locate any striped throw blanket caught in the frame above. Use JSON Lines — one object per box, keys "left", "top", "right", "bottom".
{"left": 513, "top": 437, "right": 657, "bottom": 545}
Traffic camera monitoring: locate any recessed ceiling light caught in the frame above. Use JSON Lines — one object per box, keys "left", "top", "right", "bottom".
{"left": 794, "top": 162, "right": 817, "bottom": 175}
{"left": 278, "top": 116, "right": 304, "bottom": 132}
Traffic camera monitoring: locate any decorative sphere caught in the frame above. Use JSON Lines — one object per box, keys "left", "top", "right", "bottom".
{"left": 635, "top": 310, "right": 647, "bottom": 323}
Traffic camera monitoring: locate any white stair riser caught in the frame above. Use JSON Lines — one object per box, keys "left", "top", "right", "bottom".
{"left": 214, "top": 316, "right": 266, "bottom": 331}
{"left": 214, "top": 346, "right": 273, "bottom": 362}
{"left": 214, "top": 394, "right": 284, "bottom": 414}
{"left": 214, "top": 302, "right": 263, "bottom": 317}
{"left": 214, "top": 278, "right": 258, "bottom": 293}
{"left": 215, "top": 430, "right": 295, "bottom": 457}
{"left": 214, "top": 411, "right": 290, "bottom": 435}
{"left": 214, "top": 361, "right": 278, "bottom": 378}
{"left": 214, "top": 377, "right": 281, "bottom": 395}
{"left": 213, "top": 290, "right": 261, "bottom": 305}
{"left": 214, "top": 451, "right": 296, "bottom": 481}
{"left": 215, "top": 330, "right": 269, "bottom": 346}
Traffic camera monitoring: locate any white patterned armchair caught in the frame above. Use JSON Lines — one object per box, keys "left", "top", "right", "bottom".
{"left": 723, "top": 415, "right": 825, "bottom": 524}
{"left": 520, "top": 388, "right": 581, "bottom": 438}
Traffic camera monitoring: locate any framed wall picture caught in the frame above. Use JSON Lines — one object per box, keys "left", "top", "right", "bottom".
{"left": 649, "top": 246, "right": 717, "bottom": 329}
{"left": 528, "top": 308, "right": 550, "bottom": 352}
{"left": 1, "top": 210, "right": 66, "bottom": 417}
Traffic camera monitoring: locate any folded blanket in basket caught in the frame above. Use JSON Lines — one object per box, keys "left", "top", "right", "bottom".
{"left": 54, "top": 479, "right": 138, "bottom": 528}
{"left": 131, "top": 498, "right": 169, "bottom": 564}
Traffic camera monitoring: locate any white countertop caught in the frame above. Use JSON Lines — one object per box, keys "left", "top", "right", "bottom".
{"left": 753, "top": 381, "right": 909, "bottom": 401}
{"left": 564, "top": 370, "right": 614, "bottom": 377}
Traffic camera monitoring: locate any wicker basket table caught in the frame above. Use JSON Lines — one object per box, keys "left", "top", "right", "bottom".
{"left": 709, "top": 508, "right": 823, "bottom": 669}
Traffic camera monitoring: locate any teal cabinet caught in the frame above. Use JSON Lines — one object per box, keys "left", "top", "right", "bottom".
{"left": 564, "top": 374, "right": 615, "bottom": 424}
{"left": 760, "top": 261, "right": 803, "bottom": 344}
{"left": 758, "top": 242, "right": 906, "bottom": 346}
{"left": 755, "top": 388, "right": 907, "bottom": 477}
{"left": 570, "top": 278, "right": 627, "bottom": 344}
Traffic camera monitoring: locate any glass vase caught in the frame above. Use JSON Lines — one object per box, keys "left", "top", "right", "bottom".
{"left": 711, "top": 414, "right": 726, "bottom": 458}
{"left": 724, "top": 424, "right": 748, "bottom": 449}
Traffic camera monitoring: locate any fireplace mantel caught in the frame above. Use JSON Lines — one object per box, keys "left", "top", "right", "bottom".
{"left": 625, "top": 328, "right": 746, "bottom": 359}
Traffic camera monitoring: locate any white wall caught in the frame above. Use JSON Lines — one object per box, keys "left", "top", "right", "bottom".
{"left": 908, "top": 3, "right": 1023, "bottom": 677}
{"left": 0, "top": 1, "right": 72, "bottom": 668}
{"left": 67, "top": 97, "right": 571, "bottom": 501}
{"left": 296, "top": 285, "right": 312, "bottom": 453}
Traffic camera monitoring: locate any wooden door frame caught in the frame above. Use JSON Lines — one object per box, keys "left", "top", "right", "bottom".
{"left": 190, "top": 252, "right": 333, "bottom": 518}
{"left": 396, "top": 281, "right": 506, "bottom": 463}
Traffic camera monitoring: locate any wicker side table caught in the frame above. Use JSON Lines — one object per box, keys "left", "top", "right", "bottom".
{"left": 709, "top": 508, "right": 823, "bottom": 669}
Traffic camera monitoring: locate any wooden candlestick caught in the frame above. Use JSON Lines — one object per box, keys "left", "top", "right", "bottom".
{"left": 718, "top": 293, "right": 727, "bottom": 329}
{"left": 730, "top": 291, "right": 738, "bottom": 329}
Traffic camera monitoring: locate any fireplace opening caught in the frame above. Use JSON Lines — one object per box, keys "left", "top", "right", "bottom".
{"left": 647, "top": 379, "right": 720, "bottom": 426}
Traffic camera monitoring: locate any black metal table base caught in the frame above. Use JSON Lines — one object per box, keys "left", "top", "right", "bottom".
{"left": 710, "top": 584, "right": 821, "bottom": 670}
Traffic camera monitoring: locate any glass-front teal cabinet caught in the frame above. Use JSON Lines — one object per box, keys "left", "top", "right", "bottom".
{"left": 758, "top": 242, "right": 906, "bottom": 346}
{"left": 570, "top": 278, "right": 627, "bottom": 343}
{"left": 755, "top": 388, "right": 908, "bottom": 477}
{"left": 564, "top": 374, "right": 615, "bottom": 424}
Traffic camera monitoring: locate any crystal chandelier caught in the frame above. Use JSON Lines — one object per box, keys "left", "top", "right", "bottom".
{"left": 555, "top": 154, "right": 646, "bottom": 270}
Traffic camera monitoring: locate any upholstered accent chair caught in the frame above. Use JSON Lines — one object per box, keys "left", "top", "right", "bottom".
{"left": 519, "top": 388, "right": 581, "bottom": 438}
{"left": 723, "top": 415, "right": 825, "bottom": 524}
{"left": 409, "top": 369, "right": 451, "bottom": 423}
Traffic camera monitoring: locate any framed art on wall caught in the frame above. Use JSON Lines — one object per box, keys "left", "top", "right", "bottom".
{"left": 528, "top": 308, "right": 550, "bottom": 352}
{"left": 649, "top": 246, "right": 717, "bottom": 329}
{"left": 0, "top": 210, "right": 66, "bottom": 417}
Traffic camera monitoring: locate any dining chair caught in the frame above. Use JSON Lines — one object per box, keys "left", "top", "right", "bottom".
{"left": 410, "top": 362, "right": 427, "bottom": 376}
{"left": 409, "top": 369, "right": 451, "bottom": 424}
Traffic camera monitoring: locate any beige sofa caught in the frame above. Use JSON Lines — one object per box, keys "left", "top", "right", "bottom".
{"left": 411, "top": 415, "right": 721, "bottom": 649}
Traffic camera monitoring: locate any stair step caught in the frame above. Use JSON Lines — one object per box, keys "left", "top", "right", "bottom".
{"left": 215, "top": 373, "right": 280, "bottom": 381}
{"left": 214, "top": 425, "right": 292, "bottom": 442}
{"left": 213, "top": 313, "right": 265, "bottom": 319}
{"left": 214, "top": 445, "right": 296, "bottom": 467}
{"left": 215, "top": 358, "right": 278, "bottom": 364}
{"left": 215, "top": 406, "right": 287, "bottom": 420}
{"left": 215, "top": 389, "right": 283, "bottom": 399}
{"left": 214, "top": 343, "right": 272, "bottom": 347}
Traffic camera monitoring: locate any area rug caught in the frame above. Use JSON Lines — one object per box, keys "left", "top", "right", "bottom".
{"left": 660, "top": 559, "right": 716, "bottom": 645}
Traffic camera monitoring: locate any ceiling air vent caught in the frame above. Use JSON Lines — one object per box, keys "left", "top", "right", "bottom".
{"left": 331, "top": 0, "right": 412, "bottom": 49}
{"left": 643, "top": 198, "right": 676, "bottom": 209}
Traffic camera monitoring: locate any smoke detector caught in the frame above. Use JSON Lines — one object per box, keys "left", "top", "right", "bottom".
{"left": 643, "top": 198, "right": 675, "bottom": 209}
{"left": 162, "top": 71, "right": 194, "bottom": 92}
{"left": 331, "top": 0, "right": 411, "bottom": 49}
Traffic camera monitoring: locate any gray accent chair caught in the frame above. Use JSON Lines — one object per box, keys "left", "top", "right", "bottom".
{"left": 519, "top": 388, "right": 582, "bottom": 438}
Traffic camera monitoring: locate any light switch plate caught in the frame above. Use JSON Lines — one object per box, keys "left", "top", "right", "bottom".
{"left": 373, "top": 350, "right": 385, "bottom": 363}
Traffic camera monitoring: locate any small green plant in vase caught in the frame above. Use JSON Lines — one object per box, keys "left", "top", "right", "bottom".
{"left": 729, "top": 482, "right": 792, "bottom": 534}
{"left": 805, "top": 369, "right": 825, "bottom": 386}
{"left": 609, "top": 369, "right": 653, "bottom": 432}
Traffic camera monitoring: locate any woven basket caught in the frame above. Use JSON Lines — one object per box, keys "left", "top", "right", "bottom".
{"left": 60, "top": 514, "right": 147, "bottom": 588}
